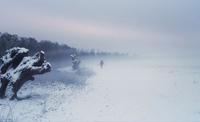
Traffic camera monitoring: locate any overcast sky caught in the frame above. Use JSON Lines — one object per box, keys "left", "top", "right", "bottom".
{"left": 0, "top": 0, "right": 200, "bottom": 56}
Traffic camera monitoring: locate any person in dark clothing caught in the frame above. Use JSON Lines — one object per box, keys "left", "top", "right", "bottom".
{"left": 100, "top": 60, "right": 104, "bottom": 69}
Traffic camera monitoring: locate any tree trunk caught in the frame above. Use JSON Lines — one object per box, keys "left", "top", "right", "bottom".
{"left": 0, "top": 47, "right": 51, "bottom": 100}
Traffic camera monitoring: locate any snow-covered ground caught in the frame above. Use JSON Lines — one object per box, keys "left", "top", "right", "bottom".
{"left": 1, "top": 56, "right": 200, "bottom": 121}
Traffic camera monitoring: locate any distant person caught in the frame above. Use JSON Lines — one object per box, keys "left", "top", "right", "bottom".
{"left": 99, "top": 60, "right": 104, "bottom": 69}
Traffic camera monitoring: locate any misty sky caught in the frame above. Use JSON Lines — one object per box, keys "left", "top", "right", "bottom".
{"left": 0, "top": 0, "right": 200, "bottom": 56}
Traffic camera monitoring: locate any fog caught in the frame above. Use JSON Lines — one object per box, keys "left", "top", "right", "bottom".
{"left": 1, "top": 0, "right": 200, "bottom": 120}
{"left": 1, "top": 54, "right": 199, "bottom": 121}
{"left": 71, "top": 55, "right": 200, "bottom": 121}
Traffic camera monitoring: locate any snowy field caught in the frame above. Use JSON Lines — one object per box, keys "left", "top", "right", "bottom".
{"left": 1, "top": 56, "right": 200, "bottom": 121}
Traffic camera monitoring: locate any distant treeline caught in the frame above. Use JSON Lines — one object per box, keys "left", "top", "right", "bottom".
{"left": 0, "top": 32, "right": 128, "bottom": 59}
{"left": 0, "top": 32, "right": 128, "bottom": 58}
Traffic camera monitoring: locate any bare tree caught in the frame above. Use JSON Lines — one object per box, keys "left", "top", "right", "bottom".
{"left": 0, "top": 47, "right": 51, "bottom": 100}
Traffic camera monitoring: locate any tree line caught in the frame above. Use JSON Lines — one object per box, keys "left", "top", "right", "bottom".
{"left": 0, "top": 32, "right": 128, "bottom": 60}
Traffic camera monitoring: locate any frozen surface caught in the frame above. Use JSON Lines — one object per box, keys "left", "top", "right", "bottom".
{"left": 1, "top": 57, "right": 200, "bottom": 121}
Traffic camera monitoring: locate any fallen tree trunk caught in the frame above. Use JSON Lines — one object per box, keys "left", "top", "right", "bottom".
{"left": 0, "top": 47, "right": 51, "bottom": 100}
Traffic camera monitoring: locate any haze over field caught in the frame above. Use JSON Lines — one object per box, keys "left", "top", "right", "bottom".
{"left": 0, "top": 0, "right": 200, "bottom": 121}
{"left": 1, "top": 57, "right": 200, "bottom": 121}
